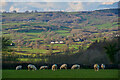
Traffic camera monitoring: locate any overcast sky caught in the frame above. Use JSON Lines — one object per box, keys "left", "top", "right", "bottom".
{"left": 1, "top": 0, "right": 119, "bottom": 12}
{"left": 1, "top": 0, "right": 119, "bottom": 2}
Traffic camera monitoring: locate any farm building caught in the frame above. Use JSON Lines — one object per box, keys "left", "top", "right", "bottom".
{"left": 55, "top": 41, "right": 59, "bottom": 44}
{"left": 51, "top": 42, "right": 55, "bottom": 44}
{"left": 60, "top": 41, "right": 64, "bottom": 44}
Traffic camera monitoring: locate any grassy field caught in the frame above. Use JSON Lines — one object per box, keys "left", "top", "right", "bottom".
{"left": 2, "top": 69, "right": 119, "bottom": 78}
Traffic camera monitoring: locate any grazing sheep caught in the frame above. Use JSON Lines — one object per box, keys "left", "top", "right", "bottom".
{"left": 28, "top": 64, "right": 37, "bottom": 71}
{"left": 16, "top": 65, "right": 22, "bottom": 70}
{"left": 101, "top": 64, "right": 105, "bottom": 69}
{"left": 40, "top": 66, "right": 48, "bottom": 70}
{"left": 52, "top": 64, "right": 57, "bottom": 71}
{"left": 71, "top": 64, "right": 80, "bottom": 69}
{"left": 94, "top": 64, "right": 99, "bottom": 71}
{"left": 60, "top": 64, "right": 67, "bottom": 70}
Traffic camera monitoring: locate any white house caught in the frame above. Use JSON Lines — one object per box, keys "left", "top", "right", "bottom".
{"left": 116, "top": 34, "right": 120, "bottom": 37}
{"left": 51, "top": 42, "right": 55, "bottom": 44}
{"left": 55, "top": 41, "right": 59, "bottom": 44}
{"left": 60, "top": 41, "right": 64, "bottom": 44}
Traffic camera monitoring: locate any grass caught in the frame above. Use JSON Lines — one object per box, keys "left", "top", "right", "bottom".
{"left": 55, "top": 30, "right": 69, "bottom": 33}
{"left": 14, "top": 48, "right": 48, "bottom": 53}
{"left": 59, "top": 33, "right": 71, "bottom": 36}
{"left": 29, "top": 22, "right": 48, "bottom": 26}
{"left": 2, "top": 22, "right": 25, "bottom": 26}
{"left": 14, "top": 48, "right": 60, "bottom": 54}
{"left": 17, "top": 58, "right": 43, "bottom": 62}
{"left": 47, "top": 44, "right": 65, "bottom": 47}
{"left": 69, "top": 45, "right": 79, "bottom": 49}
{"left": 94, "top": 22, "right": 118, "bottom": 29}
{"left": 2, "top": 69, "right": 119, "bottom": 78}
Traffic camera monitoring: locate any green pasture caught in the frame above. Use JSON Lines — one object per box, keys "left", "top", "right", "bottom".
{"left": 2, "top": 69, "right": 119, "bottom": 78}
{"left": 14, "top": 48, "right": 60, "bottom": 54}
{"left": 55, "top": 30, "right": 69, "bottom": 33}
{"left": 17, "top": 58, "right": 48, "bottom": 62}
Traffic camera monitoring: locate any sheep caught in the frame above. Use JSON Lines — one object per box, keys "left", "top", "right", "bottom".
{"left": 52, "top": 64, "right": 57, "bottom": 71}
{"left": 94, "top": 64, "right": 99, "bottom": 71}
{"left": 16, "top": 65, "right": 22, "bottom": 70}
{"left": 60, "top": 64, "right": 67, "bottom": 70}
{"left": 28, "top": 64, "right": 37, "bottom": 71}
{"left": 71, "top": 64, "right": 80, "bottom": 69}
{"left": 40, "top": 66, "right": 48, "bottom": 70}
{"left": 101, "top": 64, "right": 105, "bottom": 69}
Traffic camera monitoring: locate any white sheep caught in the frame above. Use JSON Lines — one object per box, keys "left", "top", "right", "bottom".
{"left": 52, "top": 64, "right": 57, "bottom": 71}
{"left": 71, "top": 64, "right": 80, "bottom": 69}
{"left": 60, "top": 64, "right": 67, "bottom": 70}
{"left": 94, "top": 64, "right": 99, "bottom": 71}
{"left": 101, "top": 64, "right": 105, "bottom": 69}
{"left": 40, "top": 66, "right": 48, "bottom": 70}
{"left": 28, "top": 64, "right": 37, "bottom": 71}
{"left": 16, "top": 65, "right": 22, "bottom": 70}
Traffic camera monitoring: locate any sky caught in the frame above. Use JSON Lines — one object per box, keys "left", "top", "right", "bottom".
{"left": 1, "top": 0, "right": 120, "bottom": 2}
{"left": 0, "top": 0, "right": 119, "bottom": 12}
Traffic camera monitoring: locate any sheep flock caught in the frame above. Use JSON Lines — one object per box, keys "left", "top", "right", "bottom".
{"left": 16, "top": 64, "right": 105, "bottom": 71}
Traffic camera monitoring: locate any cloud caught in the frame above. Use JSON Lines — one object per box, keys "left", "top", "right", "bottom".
{"left": 66, "top": 2, "right": 84, "bottom": 11}
{"left": 1, "top": 1, "right": 119, "bottom": 12}
{"left": 26, "top": 2, "right": 84, "bottom": 12}
{"left": 9, "top": 6, "right": 20, "bottom": 12}
{"left": 1, "top": 0, "right": 120, "bottom": 2}
{"left": 102, "top": 2, "right": 115, "bottom": 5}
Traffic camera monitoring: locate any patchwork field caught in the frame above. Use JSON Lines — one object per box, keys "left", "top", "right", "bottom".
{"left": 2, "top": 69, "right": 119, "bottom": 78}
{"left": 2, "top": 9, "right": 119, "bottom": 60}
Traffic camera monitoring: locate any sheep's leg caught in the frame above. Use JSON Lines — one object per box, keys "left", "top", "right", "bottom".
{"left": 53, "top": 68, "right": 54, "bottom": 71}
{"left": 56, "top": 67, "right": 57, "bottom": 70}
{"left": 32, "top": 68, "right": 34, "bottom": 71}
{"left": 94, "top": 67, "right": 96, "bottom": 71}
{"left": 66, "top": 67, "right": 67, "bottom": 70}
{"left": 28, "top": 67, "right": 30, "bottom": 71}
{"left": 60, "top": 67, "right": 61, "bottom": 70}
{"left": 97, "top": 68, "right": 98, "bottom": 71}
{"left": 96, "top": 68, "right": 97, "bottom": 71}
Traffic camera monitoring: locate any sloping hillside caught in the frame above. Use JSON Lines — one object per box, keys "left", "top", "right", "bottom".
{"left": 2, "top": 8, "right": 119, "bottom": 58}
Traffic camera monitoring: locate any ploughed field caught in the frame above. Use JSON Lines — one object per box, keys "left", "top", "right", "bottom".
{"left": 2, "top": 69, "right": 119, "bottom": 78}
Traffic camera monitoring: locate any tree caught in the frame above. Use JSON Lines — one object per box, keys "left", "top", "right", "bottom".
{"left": 2, "top": 37, "right": 12, "bottom": 51}
{"left": 47, "top": 48, "right": 53, "bottom": 55}
{"left": 104, "top": 41, "right": 120, "bottom": 63}
{"left": 70, "top": 47, "right": 75, "bottom": 53}
{"left": 63, "top": 45, "right": 70, "bottom": 54}
{"left": 35, "top": 10, "right": 38, "bottom": 13}
{"left": 13, "top": 10, "right": 17, "bottom": 13}
{"left": 28, "top": 41, "right": 34, "bottom": 49}
{"left": 35, "top": 40, "right": 39, "bottom": 49}
{"left": 78, "top": 46, "right": 83, "bottom": 53}
{"left": 25, "top": 10, "right": 29, "bottom": 13}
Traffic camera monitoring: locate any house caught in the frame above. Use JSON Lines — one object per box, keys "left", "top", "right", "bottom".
{"left": 55, "top": 41, "right": 59, "bottom": 44}
{"left": 60, "top": 41, "right": 64, "bottom": 44}
{"left": 76, "top": 38, "right": 80, "bottom": 41}
{"left": 51, "top": 42, "right": 55, "bottom": 44}
{"left": 115, "top": 34, "right": 120, "bottom": 37}
{"left": 10, "top": 43, "right": 15, "bottom": 46}
{"left": 75, "top": 38, "right": 84, "bottom": 42}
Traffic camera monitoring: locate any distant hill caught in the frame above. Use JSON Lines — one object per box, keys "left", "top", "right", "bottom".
{"left": 2, "top": 8, "right": 119, "bottom": 32}
{"left": 98, "top": 1, "right": 119, "bottom": 9}
{"left": 2, "top": 8, "right": 119, "bottom": 63}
